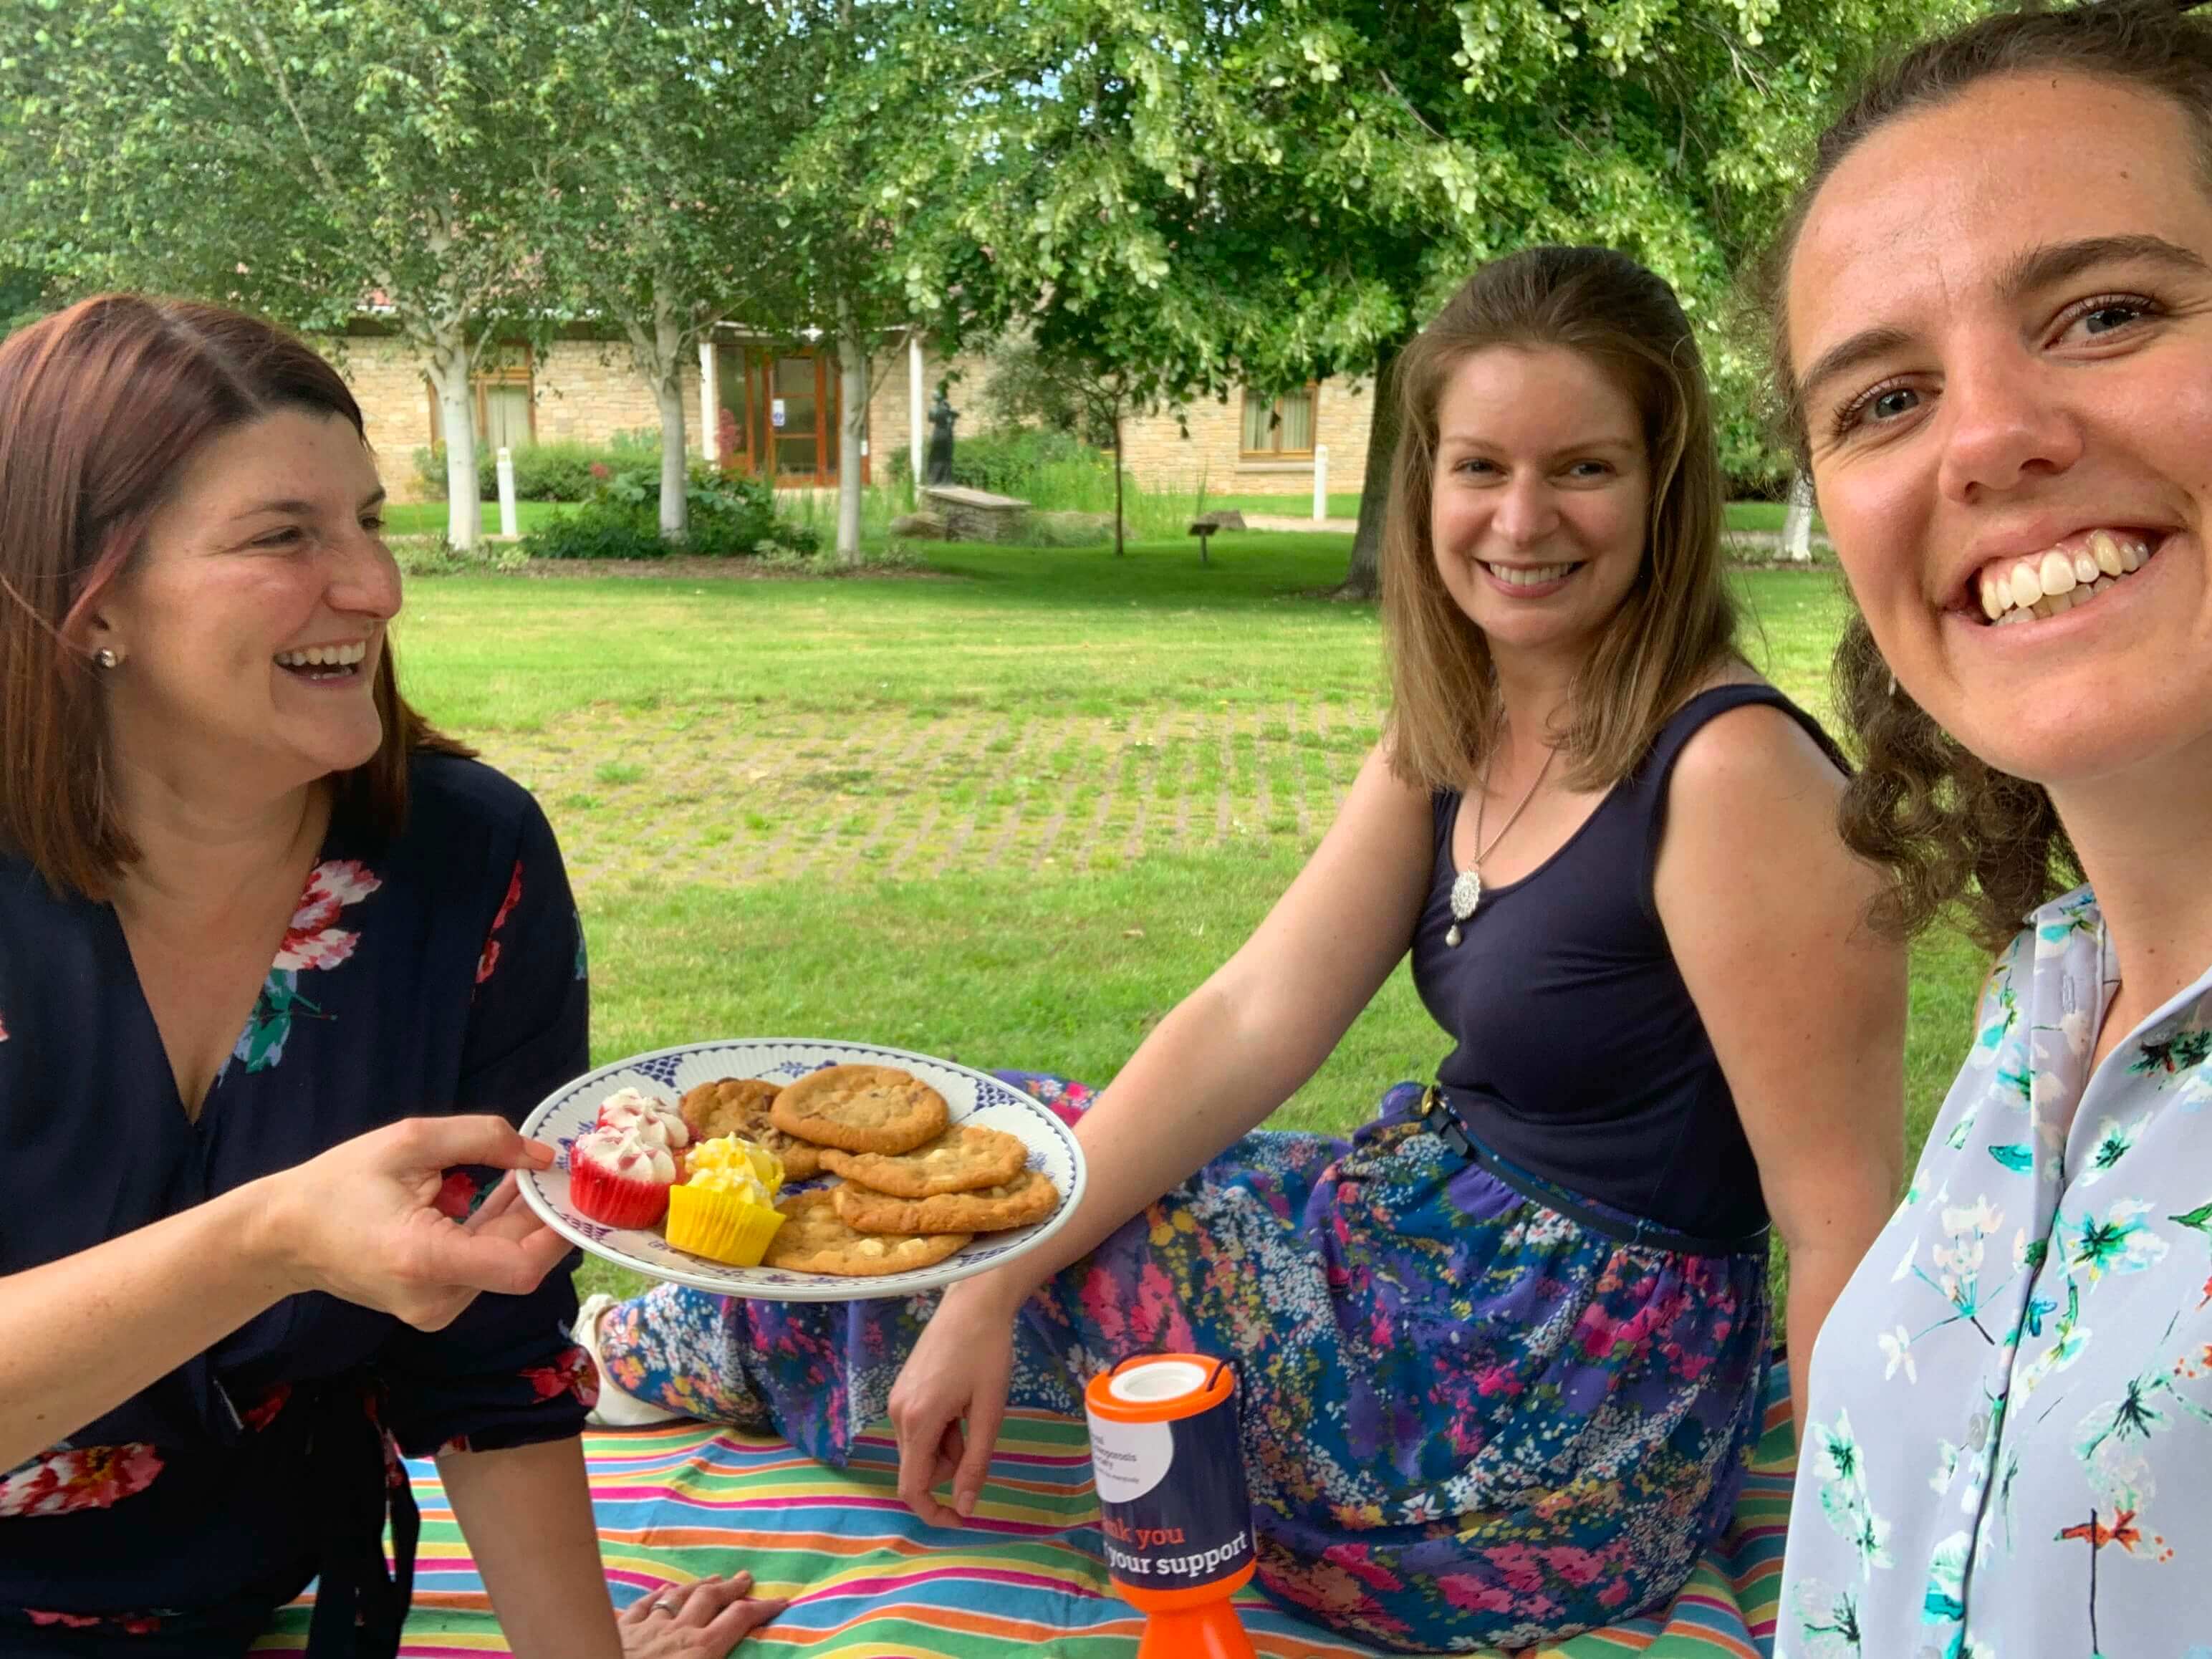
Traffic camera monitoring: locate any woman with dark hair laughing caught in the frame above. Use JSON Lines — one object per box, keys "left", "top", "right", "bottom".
{"left": 0, "top": 296, "right": 779, "bottom": 1655}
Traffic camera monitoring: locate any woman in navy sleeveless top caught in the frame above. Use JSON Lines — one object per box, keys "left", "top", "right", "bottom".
{"left": 592, "top": 248, "right": 1908, "bottom": 1652}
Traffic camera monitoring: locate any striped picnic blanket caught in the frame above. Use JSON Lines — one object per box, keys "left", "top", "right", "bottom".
{"left": 254, "top": 1360, "right": 1795, "bottom": 1658}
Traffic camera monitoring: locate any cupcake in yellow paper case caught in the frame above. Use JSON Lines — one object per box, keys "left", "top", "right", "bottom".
{"left": 665, "top": 1135, "right": 787, "bottom": 1265}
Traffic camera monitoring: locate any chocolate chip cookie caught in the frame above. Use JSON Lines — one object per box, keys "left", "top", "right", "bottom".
{"left": 818, "top": 1122, "right": 1027, "bottom": 1198}
{"left": 679, "top": 1077, "right": 824, "bottom": 1180}
{"left": 761, "top": 1188, "right": 971, "bottom": 1276}
{"left": 769, "top": 1064, "right": 948, "bottom": 1156}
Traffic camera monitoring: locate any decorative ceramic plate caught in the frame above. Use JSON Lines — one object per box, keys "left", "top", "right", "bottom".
{"left": 516, "top": 1037, "right": 1087, "bottom": 1302}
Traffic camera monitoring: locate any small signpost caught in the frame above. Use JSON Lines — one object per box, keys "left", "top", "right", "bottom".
{"left": 1188, "top": 509, "right": 1246, "bottom": 564}
{"left": 495, "top": 446, "right": 519, "bottom": 539}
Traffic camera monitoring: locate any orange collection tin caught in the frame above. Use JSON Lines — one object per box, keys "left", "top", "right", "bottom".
{"left": 1082, "top": 1354, "right": 1259, "bottom": 1658}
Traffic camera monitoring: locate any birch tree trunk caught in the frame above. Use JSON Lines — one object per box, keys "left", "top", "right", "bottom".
{"left": 424, "top": 322, "right": 482, "bottom": 550}
{"left": 652, "top": 370, "right": 691, "bottom": 541}
{"left": 635, "top": 284, "right": 691, "bottom": 542}
{"left": 1781, "top": 470, "right": 1816, "bottom": 562}
{"left": 836, "top": 296, "right": 868, "bottom": 567}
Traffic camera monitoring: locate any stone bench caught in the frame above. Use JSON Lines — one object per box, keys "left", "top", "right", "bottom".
{"left": 919, "top": 484, "right": 1032, "bottom": 543}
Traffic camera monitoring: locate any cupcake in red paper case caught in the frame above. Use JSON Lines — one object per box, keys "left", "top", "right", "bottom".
{"left": 568, "top": 1124, "right": 678, "bottom": 1229}
{"left": 594, "top": 1086, "right": 691, "bottom": 1159}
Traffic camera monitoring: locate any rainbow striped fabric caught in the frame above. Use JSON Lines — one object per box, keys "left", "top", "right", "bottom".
{"left": 255, "top": 1362, "right": 1794, "bottom": 1658}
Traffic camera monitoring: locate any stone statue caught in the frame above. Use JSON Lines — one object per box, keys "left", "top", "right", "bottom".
{"left": 922, "top": 390, "right": 958, "bottom": 486}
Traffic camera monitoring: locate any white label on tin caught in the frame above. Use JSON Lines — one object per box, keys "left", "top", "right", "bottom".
{"left": 1085, "top": 1413, "right": 1174, "bottom": 1504}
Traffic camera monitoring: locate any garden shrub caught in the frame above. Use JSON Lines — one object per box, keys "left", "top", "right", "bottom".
{"left": 518, "top": 462, "right": 789, "bottom": 559}
{"left": 519, "top": 505, "right": 670, "bottom": 561}
{"left": 413, "top": 432, "right": 660, "bottom": 503}
{"left": 886, "top": 425, "right": 1105, "bottom": 494}
{"left": 392, "top": 537, "right": 531, "bottom": 577}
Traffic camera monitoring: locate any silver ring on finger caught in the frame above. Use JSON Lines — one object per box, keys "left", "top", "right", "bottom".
{"left": 649, "top": 1593, "right": 680, "bottom": 1616}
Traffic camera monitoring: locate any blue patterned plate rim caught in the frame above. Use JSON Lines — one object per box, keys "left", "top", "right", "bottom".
{"left": 516, "top": 1037, "right": 1089, "bottom": 1303}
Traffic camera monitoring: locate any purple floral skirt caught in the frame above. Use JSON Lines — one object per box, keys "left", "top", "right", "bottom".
{"left": 597, "top": 1074, "right": 1770, "bottom": 1653}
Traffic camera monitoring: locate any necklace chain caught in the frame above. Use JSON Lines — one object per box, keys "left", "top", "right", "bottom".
{"left": 1471, "top": 744, "right": 1557, "bottom": 869}
{"left": 1446, "top": 741, "right": 1557, "bottom": 946}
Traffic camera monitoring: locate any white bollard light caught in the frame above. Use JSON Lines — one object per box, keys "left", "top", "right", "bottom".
{"left": 496, "top": 447, "right": 519, "bottom": 539}
{"left": 1313, "top": 445, "right": 1328, "bottom": 522}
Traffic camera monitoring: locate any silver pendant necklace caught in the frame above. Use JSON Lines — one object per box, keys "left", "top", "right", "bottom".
{"left": 1447, "top": 744, "right": 1558, "bottom": 947}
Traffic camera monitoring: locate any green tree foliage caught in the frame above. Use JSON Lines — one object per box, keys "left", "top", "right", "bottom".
{"left": 539, "top": 1, "right": 799, "bottom": 541}
{"left": 0, "top": 0, "right": 1968, "bottom": 583}
{"left": 852, "top": 0, "right": 1970, "bottom": 592}
{"left": 746, "top": 0, "right": 943, "bottom": 564}
{"left": 0, "top": 0, "right": 566, "bottom": 547}
{"left": 978, "top": 335, "right": 1156, "bottom": 555}
{"left": 0, "top": 264, "right": 53, "bottom": 332}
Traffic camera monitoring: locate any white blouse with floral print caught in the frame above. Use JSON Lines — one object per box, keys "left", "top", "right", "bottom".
{"left": 1779, "top": 888, "right": 2212, "bottom": 1659}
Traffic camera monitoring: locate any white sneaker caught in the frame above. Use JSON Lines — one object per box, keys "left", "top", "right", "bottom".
{"left": 576, "top": 1292, "right": 686, "bottom": 1428}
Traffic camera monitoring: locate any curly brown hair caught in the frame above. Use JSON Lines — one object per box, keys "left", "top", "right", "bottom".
{"left": 1756, "top": 0, "right": 2212, "bottom": 949}
{"left": 1383, "top": 246, "right": 1737, "bottom": 795}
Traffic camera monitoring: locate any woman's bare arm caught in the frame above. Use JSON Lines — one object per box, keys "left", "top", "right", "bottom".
{"left": 1654, "top": 704, "right": 1908, "bottom": 1446}
{"left": 0, "top": 1116, "right": 570, "bottom": 1470}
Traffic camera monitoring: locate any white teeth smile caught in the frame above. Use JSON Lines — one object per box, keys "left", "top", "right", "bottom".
{"left": 1485, "top": 562, "right": 1579, "bottom": 587}
{"left": 274, "top": 641, "right": 369, "bottom": 670}
{"left": 1976, "top": 531, "right": 2150, "bottom": 627}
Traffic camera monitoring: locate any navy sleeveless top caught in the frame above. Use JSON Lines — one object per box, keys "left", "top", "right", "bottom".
{"left": 1410, "top": 683, "right": 1842, "bottom": 1242}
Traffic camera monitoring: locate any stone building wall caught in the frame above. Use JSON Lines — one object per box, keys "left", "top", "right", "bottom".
{"left": 532, "top": 339, "right": 701, "bottom": 451}
{"left": 870, "top": 342, "right": 1370, "bottom": 501}
{"left": 319, "top": 336, "right": 435, "bottom": 494}
{"left": 323, "top": 332, "right": 705, "bottom": 502}
{"left": 1117, "top": 375, "right": 1375, "bottom": 500}
{"left": 329, "top": 324, "right": 1368, "bottom": 505}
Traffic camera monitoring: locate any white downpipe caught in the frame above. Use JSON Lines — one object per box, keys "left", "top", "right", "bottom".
{"left": 495, "top": 448, "right": 518, "bottom": 539}
{"left": 699, "top": 340, "right": 719, "bottom": 465}
{"left": 908, "top": 330, "right": 925, "bottom": 492}
{"left": 1313, "top": 445, "right": 1328, "bottom": 522}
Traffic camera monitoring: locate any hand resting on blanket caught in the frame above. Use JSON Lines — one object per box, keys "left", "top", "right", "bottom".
{"left": 617, "top": 1571, "right": 788, "bottom": 1656}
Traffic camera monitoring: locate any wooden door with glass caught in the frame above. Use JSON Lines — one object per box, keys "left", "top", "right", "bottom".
{"left": 715, "top": 345, "right": 867, "bottom": 486}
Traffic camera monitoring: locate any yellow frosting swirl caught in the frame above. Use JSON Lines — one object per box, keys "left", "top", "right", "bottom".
{"left": 685, "top": 1134, "right": 784, "bottom": 1199}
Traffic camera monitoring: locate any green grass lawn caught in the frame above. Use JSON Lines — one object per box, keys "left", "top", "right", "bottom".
{"left": 383, "top": 499, "right": 578, "bottom": 537}
{"left": 388, "top": 534, "right": 1981, "bottom": 1310}
{"left": 1202, "top": 491, "right": 1367, "bottom": 519}
{"left": 1724, "top": 499, "right": 1826, "bottom": 536}
{"left": 397, "top": 534, "right": 1407, "bottom": 730}
{"left": 1018, "top": 496, "right": 1805, "bottom": 530}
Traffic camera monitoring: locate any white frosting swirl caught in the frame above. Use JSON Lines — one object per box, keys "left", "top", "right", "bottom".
{"left": 576, "top": 1124, "right": 676, "bottom": 1184}
{"left": 597, "top": 1086, "right": 691, "bottom": 1149}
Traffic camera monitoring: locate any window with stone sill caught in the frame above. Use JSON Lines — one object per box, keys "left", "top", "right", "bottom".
{"left": 423, "top": 344, "right": 536, "bottom": 451}
{"left": 1240, "top": 385, "right": 1316, "bottom": 458}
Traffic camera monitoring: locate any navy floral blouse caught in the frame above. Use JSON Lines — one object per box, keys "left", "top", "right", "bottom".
{"left": 0, "top": 754, "right": 595, "bottom": 1656}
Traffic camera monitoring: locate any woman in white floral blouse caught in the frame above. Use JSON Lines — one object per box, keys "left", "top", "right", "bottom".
{"left": 1760, "top": 2, "right": 2212, "bottom": 1653}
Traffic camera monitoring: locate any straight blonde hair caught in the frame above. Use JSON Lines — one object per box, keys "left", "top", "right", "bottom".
{"left": 1383, "top": 246, "right": 1738, "bottom": 792}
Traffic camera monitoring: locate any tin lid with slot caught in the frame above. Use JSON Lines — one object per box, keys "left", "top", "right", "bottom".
{"left": 1084, "top": 1353, "right": 1235, "bottom": 1423}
